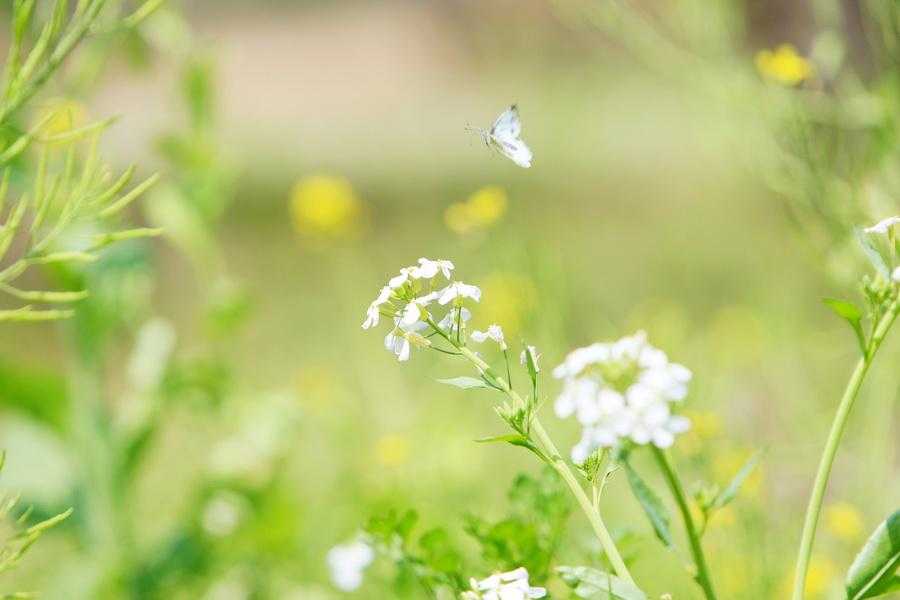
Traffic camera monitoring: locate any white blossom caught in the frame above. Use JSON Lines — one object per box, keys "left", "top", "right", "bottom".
{"left": 385, "top": 318, "right": 429, "bottom": 362}
{"left": 520, "top": 345, "right": 540, "bottom": 371}
{"left": 399, "top": 292, "right": 439, "bottom": 327}
{"left": 438, "top": 281, "right": 482, "bottom": 305}
{"left": 864, "top": 216, "right": 900, "bottom": 235}
{"left": 362, "top": 286, "right": 393, "bottom": 329}
{"left": 471, "top": 324, "right": 507, "bottom": 350}
{"left": 463, "top": 567, "right": 546, "bottom": 600}
{"left": 438, "top": 307, "right": 471, "bottom": 333}
{"left": 554, "top": 332, "right": 693, "bottom": 461}
{"left": 327, "top": 538, "right": 374, "bottom": 592}
{"left": 894, "top": 266, "right": 900, "bottom": 282}
{"left": 409, "top": 257, "right": 454, "bottom": 280}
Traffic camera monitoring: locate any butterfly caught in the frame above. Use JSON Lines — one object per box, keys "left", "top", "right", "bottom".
{"left": 469, "top": 105, "right": 533, "bottom": 168}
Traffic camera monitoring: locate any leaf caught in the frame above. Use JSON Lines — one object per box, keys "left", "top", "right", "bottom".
{"left": 856, "top": 228, "right": 891, "bottom": 279}
{"left": 823, "top": 298, "right": 866, "bottom": 354}
{"left": 557, "top": 566, "right": 647, "bottom": 600}
{"left": 846, "top": 510, "right": 900, "bottom": 599}
{"left": 623, "top": 461, "right": 673, "bottom": 547}
{"left": 710, "top": 451, "right": 761, "bottom": 511}
{"left": 475, "top": 434, "right": 546, "bottom": 461}
{"left": 437, "top": 376, "right": 488, "bottom": 389}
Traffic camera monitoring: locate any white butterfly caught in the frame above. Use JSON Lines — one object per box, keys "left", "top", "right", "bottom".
{"left": 469, "top": 105, "right": 533, "bottom": 168}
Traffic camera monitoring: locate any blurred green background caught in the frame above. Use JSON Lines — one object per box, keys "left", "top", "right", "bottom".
{"left": 0, "top": 1, "right": 898, "bottom": 598}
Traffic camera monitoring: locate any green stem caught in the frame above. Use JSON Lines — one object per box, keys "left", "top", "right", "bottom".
{"left": 791, "top": 301, "right": 900, "bottom": 600}
{"left": 434, "top": 328, "right": 634, "bottom": 584}
{"left": 651, "top": 447, "right": 717, "bottom": 600}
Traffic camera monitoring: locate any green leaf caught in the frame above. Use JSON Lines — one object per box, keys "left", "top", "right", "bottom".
{"left": 823, "top": 298, "right": 866, "bottom": 354}
{"left": 475, "top": 434, "right": 546, "bottom": 461}
{"left": 623, "top": 461, "right": 673, "bottom": 547}
{"left": 557, "top": 566, "right": 647, "bottom": 599}
{"left": 437, "top": 376, "right": 488, "bottom": 389}
{"left": 846, "top": 510, "right": 900, "bottom": 600}
{"left": 710, "top": 451, "right": 761, "bottom": 511}
{"left": 856, "top": 228, "right": 891, "bottom": 279}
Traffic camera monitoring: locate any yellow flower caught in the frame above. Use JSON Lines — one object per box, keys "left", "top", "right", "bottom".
{"left": 756, "top": 44, "right": 814, "bottom": 85}
{"left": 477, "top": 273, "right": 537, "bottom": 334}
{"left": 824, "top": 502, "right": 864, "bottom": 543}
{"left": 290, "top": 175, "right": 362, "bottom": 238}
{"left": 375, "top": 434, "right": 410, "bottom": 467}
{"left": 35, "top": 98, "right": 87, "bottom": 138}
{"left": 444, "top": 186, "right": 507, "bottom": 235}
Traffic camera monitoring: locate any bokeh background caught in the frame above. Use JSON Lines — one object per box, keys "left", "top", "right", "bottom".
{"left": 1, "top": 0, "right": 898, "bottom": 598}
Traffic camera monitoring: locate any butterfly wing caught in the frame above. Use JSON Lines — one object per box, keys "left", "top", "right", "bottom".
{"left": 491, "top": 135, "right": 533, "bottom": 168}
{"left": 490, "top": 105, "right": 522, "bottom": 139}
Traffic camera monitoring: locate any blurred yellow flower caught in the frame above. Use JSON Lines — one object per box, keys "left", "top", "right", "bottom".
{"left": 713, "top": 448, "right": 763, "bottom": 500}
{"left": 444, "top": 186, "right": 507, "bottom": 235}
{"left": 756, "top": 44, "right": 814, "bottom": 85}
{"left": 375, "top": 434, "right": 410, "bottom": 467}
{"left": 477, "top": 273, "right": 537, "bottom": 334}
{"left": 824, "top": 502, "right": 864, "bottom": 543}
{"left": 35, "top": 98, "right": 87, "bottom": 138}
{"left": 290, "top": 175, "right": 362, "bottom": 238}
{"left": 780, "top": 555, "right": 837, "bottom": 598}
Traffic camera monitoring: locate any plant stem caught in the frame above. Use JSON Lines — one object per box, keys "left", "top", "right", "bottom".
{"left": 651, "top": 447, "right": 717, "bottom": 600}
{"left": 437, "top": 332, "right": 634, "bottom": 584}
{"left": 791, "top": 301, "right": 900, "bottom": 600}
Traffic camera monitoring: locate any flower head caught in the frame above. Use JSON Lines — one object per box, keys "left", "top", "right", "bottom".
{"left": 893, "top": 266, "right": 900, "bottom": 283}
{"left": 462, "top": 567, "right": 546, "bottom": 600}
{"left": 290, "top": 174, "right": 362, "bottom": 238}
{"left": 554, "top": 332, "right": 692, "bottom": 461}
{"left": 438, "top": 307, "right": 471, "bottom": 333}
{"left": 327, "top": 538, "right": 374, "bottom": 591}
{"left": 864, "top": 216, "right": 900, "bottom": 235}
{"left": 384, "top": 318, "right": 429, "bottom": 362}
{"left": 755, "top": 44, "right": 814, "bottom": 85}
{"left": 438, "top": 281, "right": 482, "bottom": 305}
{"left": 471, "top": 324, "right": 507, "bottom": 350}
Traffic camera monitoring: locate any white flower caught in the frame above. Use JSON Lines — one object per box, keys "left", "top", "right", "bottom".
{"left": 438, "top": 307, "right": 471, "bottom": 333}
{"left": 362, "top": 286, "right": 393, "bottom": 329}
{"left": 553, "top": 332, "right": 693, "bottom": 461}
{"left": 520, "top": 345, "right": 540, "bottom": 371}
{"left": 438, "top": 281, "right": 482, "bottom": 305}
{"left": 327, "top": 538, "right": 374, "bottom": 592}
{"left": 409, "top": 257, "right": 454, "bottom": 280}
{"left": 471, "top": 324, "right": 507, "bottom": 350}
{"left": 894, "top": 266, "right": 900, "bottom": 282}
{"left": 385, "top": 318, "right": 429, "bottom": 362}
{"left": 388, "top": 268, "right": 411, "bottom": 289}
{"left": 465, "top": 567, "right": 546, "bottom": 600}
{"left": 864, "top": 216, "right": 900, "bottom": 235}
{"left": 399, "top": 292, "right": 439, "bottom": 327}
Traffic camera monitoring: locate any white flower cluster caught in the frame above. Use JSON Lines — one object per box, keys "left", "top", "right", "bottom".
{"left": 362, "top": 258, "right": 482, "bottom": 361}
{"left": 326, "top": 538, "right": 374, "bottom": 591}
{"left": 553, "top": 331, "right": 692, "bottom": 463}
{"left": 462, "top": 567, "right": 546, "bottom": 600}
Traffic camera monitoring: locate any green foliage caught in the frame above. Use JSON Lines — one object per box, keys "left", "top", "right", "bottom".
{"left": 437, "top": 376, "right": 489, "bottom": 390}
{"left": 823, "top": 298, "right": 867, "bottom": 354}
{"left": 557, "top": 565, "right": 648, "bottom": 599}
{"left": 0, "top": 452, "right": 71, "bottom": 597}
{"left": 846, "top": 510, "right": 900, "bottom": 599}
{"left": 364, "top": 509, "right": 466, "bottom": 595}
{"left": 620, "top": 458, "right": 672, "bottom": 548}
{"left": 465, "top": 467, "right": 570, "bottom": 580}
